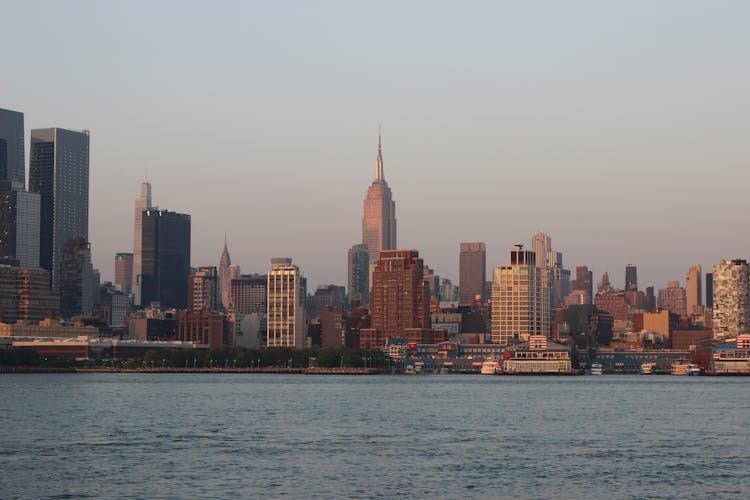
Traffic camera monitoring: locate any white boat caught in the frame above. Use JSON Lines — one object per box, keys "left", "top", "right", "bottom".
{"left": 590, "top": 363, "right": 603, "bottom": 375}
{"left": 686, "top": 364, "right": 702, "bottom": 376}
{"left": 640, "top": 362, "right": 656, "bottom": 375}
{"left": 480, "top": 359, "right": 501, "bottom": 375}
{"left": 671, "top": 360, "right": 702, "bottom": 376}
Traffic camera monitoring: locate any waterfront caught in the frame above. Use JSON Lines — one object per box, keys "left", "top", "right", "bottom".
{"left": 1, "top": 375, "right": 748, "bottom": 499}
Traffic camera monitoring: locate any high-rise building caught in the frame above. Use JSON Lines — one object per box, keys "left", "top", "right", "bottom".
{"left": 140, "top": 209, "right": 191, "bottom": 309}
{"left": 132, "top": 181, "right": 153, "bottom": 305}
{"left": 29, "top": 128, "right": 89, "bottom": 288}
{"left": 531, "top": 232, "right": 552, "bottom": 268}
{"left": 712, "top": 259, "right": 750, "bottom": 339}
{"left": 0, "top": 266, "right": 59, "bottom": 323}
{"left": 320, "top": 305, "right": 346, "bottom": 349}
{"left": 439, "top": 278, "right": 459, "bottom": 303}
{"left": 362, "top": 133, "right": 396, "bottom": 262}
{"left": 686, "top": 265, "right": 702, "bottom": 315}
{"left": 347, "top": 243, "right": 369, "bottom": 306}
{"left": 308, "top": 284, "right": 346, "bottom": 318}
{"left": 706, "top": 273, "right": 713, "bottom": 309}
{"left": 491, "top": 247, "right": 550, "bottom": 345}
{"left": 572, "top": 266, "right": 593, "bottom": 304}
{"left": 59, "top": 237, "right": 93, "bottom": 318}
{"left": 114, "top": 252, "right": 133, "bottom": 296}
{"left": 625, "top": 265, "right": 638, "bottom": 291}
{"left": 459, "top": 242, "right": 486, "bottom": 305}
{"left": 547, "top": 251, "right": 571, "bottom": 307}
{"left": 218, "top": 237, "right": 232, "bottom": 309}
{"left": 0, "top": 108, "right": 25, "bottom": 183}
{"left": 188, "top": 266, "right": 218, "bottom": 311}
{"left": 230, "top": 274, "right": 267, "bottom": 315}
{"left": 658, "top": 281, "right": 687, "bottom": 317}
{"left": 266, "top": 258, "right": 307, "bottom": 348}
{"left": 0, "top": 180, "right": 40, "bottom": 268}
{"left": 369, "top": 250, "right": 430, "bottom": 337}
{"left": 597, "top": 272, "right": 612, "bottom": 293}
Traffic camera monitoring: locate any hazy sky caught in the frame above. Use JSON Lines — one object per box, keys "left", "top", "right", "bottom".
{"left": 2, "top": 1, "right": 749, "bottom": 293}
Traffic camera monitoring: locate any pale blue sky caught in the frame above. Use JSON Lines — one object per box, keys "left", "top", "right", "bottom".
{"left": 2, "top": 1, "right": 749, "bottom": 292}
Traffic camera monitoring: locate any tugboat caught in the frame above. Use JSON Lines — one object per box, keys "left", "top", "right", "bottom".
{"left": 590, "top": 363, "right": 603, "bottom": 375}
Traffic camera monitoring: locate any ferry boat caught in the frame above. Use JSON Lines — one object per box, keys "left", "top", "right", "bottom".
{"left": 480, "top": 358, "right": 501, "bottom": 375}
{"left": 671, "top": 360, "right": 702, "bottom": 376}
{"left": 640, "top": 362, "right": 656, "bottom": 375}
{"left": 589, "top": 363, "right": 603, "bottom": 375}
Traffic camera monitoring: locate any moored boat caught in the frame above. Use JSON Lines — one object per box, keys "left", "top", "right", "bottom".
{"left": 590, "top": 363, "right": 603, "bottom": 375}
{"left": 480, "top": 358, "right": 501, "bottom": 375}
{"left": 640, "top": 362, "right": 656, "bottom": 375}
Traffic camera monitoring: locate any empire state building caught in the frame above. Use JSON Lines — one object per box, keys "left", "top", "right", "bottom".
{"left": 362, "top": 134, "right": 397, "bottom": 262}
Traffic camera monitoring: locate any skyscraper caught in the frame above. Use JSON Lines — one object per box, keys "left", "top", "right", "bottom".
{"left": 0, "top": 180, "right": 40, "bottom": 267}
{"left": 368, "top": 250, "right": 429, "bottom": 337}
{"left": 132, "top": 181, "right": 153, "bottom": 305}
{"left": 686, "top": 265, "right": 702, "bottom": 315}
{"left": 548, "top": 252, "right": 571, "bottom": 308}
{"left": 230, "top": 274, "right": 267, "bottom": 315}
{"left": 572, "top": 266, "right": 593, "bottom": 304}
{"left": 362, "top": 133, "right": 396, "bottom": 262}
{"left": 114, "top": 252, "right": 133, "bottom": 296}
{"left": 140, "top": 209, "right": 191, "bottom": 309}
{"left": 266, "top": 258, "right": 306, "bottom": 348}
{"left": 712, "top": 259, "right": 750, "bottom": 339}
{"left": 0, "top": 108, "right": 25, "bottom": 183}
{"left": 531, "top": 232, "right": 551, "bottom": 268}
{"left": 219, "top": 237, "right": 232, "bottom": 309}
{"left": 347, "top": 243, "right": 369, "bottom": 306}
{"left": 597, "top": 272, "right": 612, "bottom": 293}
{"left": 491, "top": 247, "right": 550, "bottom": 345}
{"left": 59, "top": 237, "right": 93, "bottom": 318}
{"left": 29, "top": 128, "right": 90, "bottom": 288}
{"left": 625, "top": 265, "right": 638, "bottom": 291}
{"left": 706, "top": 273, "right": 713, "bottom": 309}
{"left": 658, "top": 281, "right": 687, "bottom": 317}
{"left": 188, "top": 266, "right": 218, "bottom": 311}
{"left": 459, "top": 242, "right": 486, "bottom": 305}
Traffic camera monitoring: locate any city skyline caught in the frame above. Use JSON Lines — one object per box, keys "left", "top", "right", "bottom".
{"left": 3, "top": 2, "right": 750, "bottom": 291}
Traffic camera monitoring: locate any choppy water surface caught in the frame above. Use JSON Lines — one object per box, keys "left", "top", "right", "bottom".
{"left": 1, "top": 374, "right": 748, "bottom": 499}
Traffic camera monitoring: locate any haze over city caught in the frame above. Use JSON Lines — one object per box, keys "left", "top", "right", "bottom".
{"left": 3, "top": 1, "right": 749, "bottom": 289}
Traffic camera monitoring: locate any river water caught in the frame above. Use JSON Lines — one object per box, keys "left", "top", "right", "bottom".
{"left": 1, "top": 374, "right": 748, "bottom": 499}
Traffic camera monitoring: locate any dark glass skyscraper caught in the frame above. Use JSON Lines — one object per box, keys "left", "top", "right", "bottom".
{"left": 29, "top": 128, "right": 89, "bottom": 288}
{"left": 459, "top": 242, "right": 486, "bottom": 305}
{"left": 0, "top": 108, "right": 25, "bottom": 184}
{"left": 59, "top": 237, "right": 92, "bottom": 318}
{"left": 706, "top": 272, "right": 713, "bottom": 309}
{"left": 347, "top": 243, "right": 369, "bottom": 306}
{"left": 141, "top": 209, "right": 191, "bottom": 309}
{"left": 625, "top": 264, "right": 638, "bottom": 291}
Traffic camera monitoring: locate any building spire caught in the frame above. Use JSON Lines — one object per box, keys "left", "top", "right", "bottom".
{"left": 376, "top": 125, "right": 384, "bottom": 181}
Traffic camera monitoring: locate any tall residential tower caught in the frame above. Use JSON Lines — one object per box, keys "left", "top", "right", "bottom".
{"left": 491, "top": 246, "right": 550, "bottom": 345}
